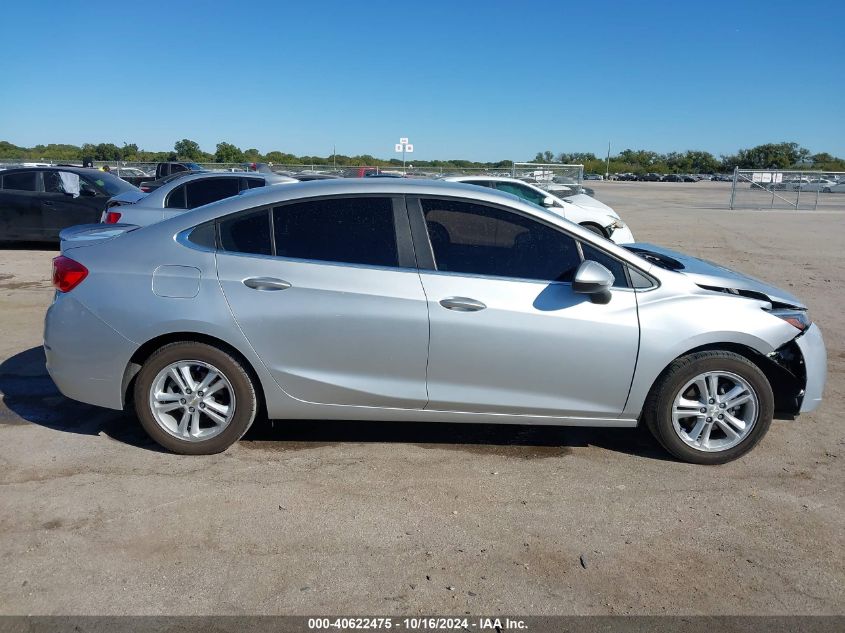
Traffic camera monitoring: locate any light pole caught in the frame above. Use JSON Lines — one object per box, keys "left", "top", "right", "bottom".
{"left": 395, "top": 138, "right": 413, "bottom": 174}
{"left": 605, "top": 141, "right": 611, "bottom": 180}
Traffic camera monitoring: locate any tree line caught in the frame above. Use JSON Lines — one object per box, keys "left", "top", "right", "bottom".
{"left": 1, "top": 139, "right": 842, "bottom": 173}
{"left": 534, "top": 143, "right": 845, "bottom": 174}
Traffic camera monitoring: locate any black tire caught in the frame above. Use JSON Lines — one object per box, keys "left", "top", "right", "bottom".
{"left": 643, "top": 351, "right": 774, "bottom": 465}
{"left": 133, "top": 341, "right": 258, "bottom": 455}
{"left": 580, "top": 223, "right": 606, "bottom": 237}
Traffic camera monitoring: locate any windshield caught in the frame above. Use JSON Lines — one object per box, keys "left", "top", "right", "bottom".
{"left": 81, "top": 171, "right": 138, "bottom": 195}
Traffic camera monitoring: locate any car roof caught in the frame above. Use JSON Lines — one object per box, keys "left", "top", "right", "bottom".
{"left": 0, "top": 165, "right": 107, "bottom": 175}
{"left": 191, "top": 178, "right": 551, "bottom": 222}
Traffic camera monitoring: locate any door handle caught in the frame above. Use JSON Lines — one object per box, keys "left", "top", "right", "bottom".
{"left": 243, "top": 277, "right": 292, "bottom": 291}
{"left": 439, "top": 297, "right": 486, "bottom": 312}
{"left": 43, "top": 201, "right": 54, "bottom": 207}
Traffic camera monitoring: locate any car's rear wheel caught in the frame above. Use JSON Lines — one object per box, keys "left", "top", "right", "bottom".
{"left": 134, "top": 341, "right": 257, "bottom": 454}
{"left": 643, "top": 351, "right": 773, "bottom": 464}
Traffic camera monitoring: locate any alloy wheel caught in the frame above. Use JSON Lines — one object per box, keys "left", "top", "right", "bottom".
{"left": 671, "top": 370, "right": 758, "bottom": 452}
{"left": 148, "top": 360, "right": 236, "bottom": 441}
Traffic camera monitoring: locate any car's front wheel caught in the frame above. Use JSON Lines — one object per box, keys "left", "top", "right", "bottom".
{"left": 643, "top": 351, "right": 774, "bottom": 464}
{"left": 134, "top": 341, "right": 258, "bottom": 454}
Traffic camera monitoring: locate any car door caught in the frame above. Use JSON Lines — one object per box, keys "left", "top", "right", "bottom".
{"left": 410, "top": 196, "right": 640, "bottom": 418}
{"left": 39, "top": 170, "right": 105, "bottom": 238}
{"left": 0, "top": 170, "right": 41, "bottom": 240}
{"left": 215, "top": 195, "right": 430, "bottom": 408}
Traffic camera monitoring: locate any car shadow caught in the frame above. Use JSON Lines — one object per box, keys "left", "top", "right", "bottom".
{"left": 0, "top": 346, "right": 671, "bottom": 461}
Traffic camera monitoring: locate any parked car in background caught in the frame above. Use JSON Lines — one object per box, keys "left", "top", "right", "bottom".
{"left": 584, "top": 173, "right": 604, "bottom": 181}
{"left": 662, "top": 174, "right": 684, "bottom": 182}
{"left": 442, "top": 176, "right": 633, "bottom": 243}
{"left": 112, "top": 167, "right": 152, "bottom": 187}
{"left": 799, "top": 178, "right": 837, "bottom": 192}
{"left": 638, "top": 173, "right": 663, "bottom": 182}
{"left": 101, "top": 172, "right": 297, "bottom": 226}
{"left": 681, "top": 174, "right": 698, "bottom": 182}
{"left": 286, "top": 173, "right": 342, "bottom": 181}
{"left": 0, "top": 166, "right": 138, "bottom": 241}
{"left": 137, "top": 170, "right": 203, "bottom": 193}
{"left": 46, "top": 179, "right": 825, "bottom": 463}
{"left": 821, "top": 181, "right": 845, "bottom": 193}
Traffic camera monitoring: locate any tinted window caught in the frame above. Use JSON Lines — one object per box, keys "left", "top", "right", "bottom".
{"left": 245, "top": 178, "right": 265, "bottom": 189}
{"left": 494, "top": 182, "right": 546, "bottom": 206}
{"left": 273, "top": 197, "right": 398, "bottom": 267}
{"left": 421, "top": 198, "right": 580, "bottom": 282}
{"left": 2, "top": 171, "right": 37, "bottom": 191}
{"left": 461, "top": 180, "right": 494, "bottom": 188}
{"left": 43, "top": 170, "right": 64, "bottom": 193}
{"left": 185, "top": 178, "right": 240, "bottom": 208}
{"left": 219, "top": 209, "right": 272, "bottom": 256}
{"left": 581, "top": 242, "right": 629, "bottom": 288}
{"left": 165, "top": 185, "right": 186, "bottom": 209}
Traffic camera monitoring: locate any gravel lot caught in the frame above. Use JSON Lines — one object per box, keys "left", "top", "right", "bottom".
{"left": 1, "top": 181, "right": 843, "bottom": 615}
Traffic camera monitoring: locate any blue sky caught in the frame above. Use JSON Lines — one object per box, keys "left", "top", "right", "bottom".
{"left": 1, "top": 0, "right": 843, "bottom": 161}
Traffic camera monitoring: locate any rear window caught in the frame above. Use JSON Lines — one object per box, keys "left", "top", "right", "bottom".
{"left": 2, "top": 171, "right": 37, "bottom": 191}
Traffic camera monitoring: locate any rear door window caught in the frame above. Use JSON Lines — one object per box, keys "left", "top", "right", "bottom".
{"left": 273, "top": 197, "right": 398, "bottom": 267}
{"left": 185, "top": 178, "right": 240, "bottom": 208}
{"left": 218, "top": 209, "right": 272, "bottom": 256}
{"left": 2, "top": 171, "right": 38, "bottom": 191}
{"left": 245, "top": 178, "right": 265, "bottom": 189}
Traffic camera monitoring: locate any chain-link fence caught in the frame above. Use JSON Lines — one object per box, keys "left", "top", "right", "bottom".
{"left": 0, "top": 160, "right": 585, "bottom": 183}
{"left": 730, "top": 168, "right": 845, "bottom": 210}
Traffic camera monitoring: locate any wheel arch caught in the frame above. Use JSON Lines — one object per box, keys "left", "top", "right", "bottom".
{"left": 578, "top": 221, "right": 608, "bottom": 237}
{"left": 122, "top": 332, "right": 268, "bottom": 417}
{"left": 641, "top": 341, "right": 804, "bottom": 420}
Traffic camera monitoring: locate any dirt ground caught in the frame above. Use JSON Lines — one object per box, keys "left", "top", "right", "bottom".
{"left": 0, "top": 181, "right": 843, "bottom": 615}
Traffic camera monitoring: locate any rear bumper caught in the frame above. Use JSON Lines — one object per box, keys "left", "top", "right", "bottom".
{"left": 43, "top": 293, "right": 138, "bottom": 410}
{"left": 797, "top": 323, "right": 826, "bottom": 413}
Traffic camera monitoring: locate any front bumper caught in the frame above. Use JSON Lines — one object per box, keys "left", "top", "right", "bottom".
{"left": 796, "top": 323, "right": 826, "bottom": 413}
{"left": 44, "top": 293, "right": 138, "bottom": 410}
{"left": 609, "top": 224, "right": 635, "bottom": 244}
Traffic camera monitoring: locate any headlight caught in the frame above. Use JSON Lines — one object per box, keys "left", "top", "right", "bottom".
{"left": 771, "top": 308, "right": 811, "bottom": 332}
{"left": 609, "top": 219, "right": 626, "bottom": 229}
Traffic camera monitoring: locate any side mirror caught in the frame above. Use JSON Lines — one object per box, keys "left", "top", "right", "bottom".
{"left": 573, "top": 260, "right": 614, "bottom": 303}
{"left": 542, "top": 196, "right": 555, "bottom": 207}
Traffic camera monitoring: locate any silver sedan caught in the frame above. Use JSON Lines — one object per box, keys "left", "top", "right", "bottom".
{"left": 45, "top": 179, "right": 826, "bottom": 464}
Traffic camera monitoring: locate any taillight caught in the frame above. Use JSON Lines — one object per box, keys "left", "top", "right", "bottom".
{"left": 140, "top": 186, "right": 150, "bottom": 192}
{"left": 52, "top": 256, "right": 88, "bottom": 293}
{"left": 105, "top": 211, "right": 122, "bottom": 224}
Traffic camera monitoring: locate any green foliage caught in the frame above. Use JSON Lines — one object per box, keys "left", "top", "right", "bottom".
{"left": 214, "top": 142, "right": 245, "bottom": 163}
{"left": 174, "top": 139, "right": 203, "bottom": 161}
{"left": 1, "top": 138, "right": 841, "bottom": 174}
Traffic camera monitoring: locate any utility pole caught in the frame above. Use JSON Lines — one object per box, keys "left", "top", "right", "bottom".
{"left": 605, "top": 141, "right": 611, "bottom": 180}
{"left": 333, "top": 144, "right": 336, "bottom": 170}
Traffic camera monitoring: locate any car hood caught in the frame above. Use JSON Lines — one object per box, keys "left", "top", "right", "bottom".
{"left": 625, "top": 243, "right": 806, "bottom": 309}
{"left": 108, "top": 191, "right": 148, "bottom": 205}
{"left": 563, "top": 193, "right": 618, "bottom": 218}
